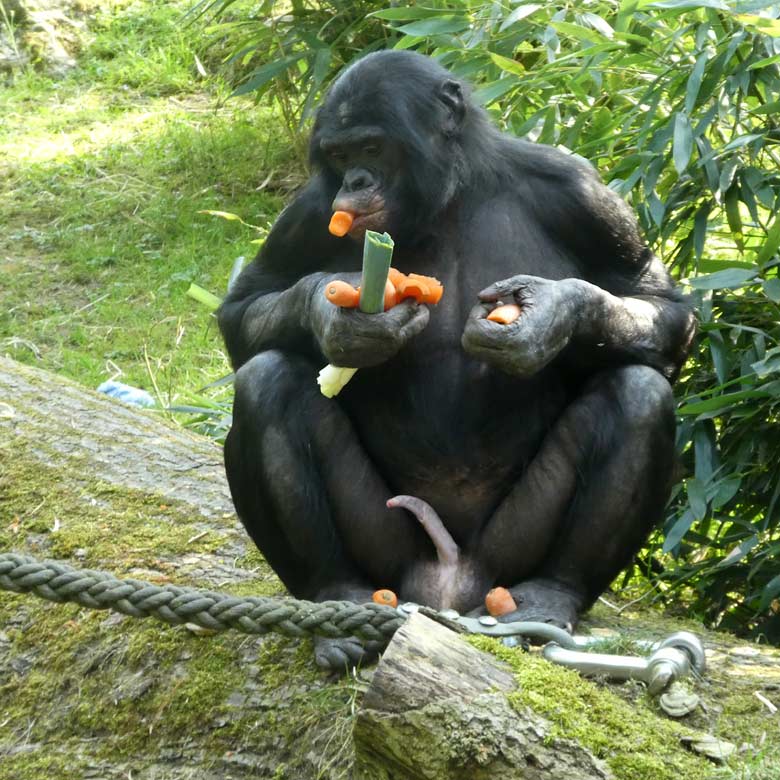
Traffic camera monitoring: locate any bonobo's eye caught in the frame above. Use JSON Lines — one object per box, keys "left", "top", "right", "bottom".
{"left": 328, "top": 150, "right": 346, "bottom": 163}
{"left": 363, "top": 144, "right": 380, "bottom": 157}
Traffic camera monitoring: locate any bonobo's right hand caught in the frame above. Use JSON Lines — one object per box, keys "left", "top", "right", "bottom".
{"left": 311, "top": 274, "right": 430, "bottom": 367}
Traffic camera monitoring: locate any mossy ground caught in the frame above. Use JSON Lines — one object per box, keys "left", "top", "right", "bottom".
{"left": 471, "top": 610, "right": 780, "bottom": 780}
{"left": 0, "top": 442, "right": 359, "bottom": 779}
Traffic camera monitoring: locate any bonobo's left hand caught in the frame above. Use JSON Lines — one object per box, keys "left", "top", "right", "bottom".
{"left": 461, "top": 275, "right": 581, "bottom": 377}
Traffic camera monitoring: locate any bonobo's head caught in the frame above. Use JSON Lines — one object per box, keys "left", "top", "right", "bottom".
{"left": 310, "top": 51, "right": 486, "bottom": 242}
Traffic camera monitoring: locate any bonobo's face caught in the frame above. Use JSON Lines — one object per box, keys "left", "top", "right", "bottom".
{"left": 311, "top": 51, "right": 468, "bottom": 242}
{"left": 318, "top": 124, "right": 402, "bottom": 239}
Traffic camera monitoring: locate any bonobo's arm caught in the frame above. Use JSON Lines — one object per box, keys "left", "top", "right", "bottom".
{"left": 463, "top": 159, "right": 695, "bottom": 381}
{"left": 219, "top": 178, "right": 428, "bottom": 371}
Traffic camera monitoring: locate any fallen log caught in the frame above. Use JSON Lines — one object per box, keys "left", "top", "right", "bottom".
{"left": 354, "top": 612, "right": 609, "bottom": 780}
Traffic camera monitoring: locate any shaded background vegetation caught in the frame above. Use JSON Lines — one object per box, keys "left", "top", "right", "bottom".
{"left": 2, "top": 0, "right": 779, "bottom": 642}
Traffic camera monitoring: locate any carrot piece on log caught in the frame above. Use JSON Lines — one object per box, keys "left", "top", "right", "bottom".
{"left": 485, "top": 587, "right": 517, "bottom": 617}
{"left": 373, "top": 589, "right": 399, "bottom": 608}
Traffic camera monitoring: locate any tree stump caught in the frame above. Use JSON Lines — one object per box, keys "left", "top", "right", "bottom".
{"left": 354, "top": 612, "right": 609, "bottom": 780}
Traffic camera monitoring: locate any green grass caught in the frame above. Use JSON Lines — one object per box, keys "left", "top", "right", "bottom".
{"left": 0, "top": 0, "right": 298, "bottom": 404}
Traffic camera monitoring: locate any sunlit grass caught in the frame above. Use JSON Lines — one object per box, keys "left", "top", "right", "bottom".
{"left": 0, "top": 0, "right": 299, "bottom": 402}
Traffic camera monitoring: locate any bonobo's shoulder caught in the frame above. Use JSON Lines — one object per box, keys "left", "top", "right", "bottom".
{"left": 507, "top": 137, "right": 601, "bottom": 187}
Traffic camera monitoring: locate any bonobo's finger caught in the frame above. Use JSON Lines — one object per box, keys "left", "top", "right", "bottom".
{"left": 478, "top": 275, "right": 537, "bottom": 302}
{"left": 384, "top": 298, "right": 429, "bottom": 325}
{"left": 466, "top": 302, "right": 494, "bottom": 321}
{"left": 461, "top": 317, "right": 506, "bottom": 354}
{"left": 397, "top": 303, "right": 430, "bottom": 341}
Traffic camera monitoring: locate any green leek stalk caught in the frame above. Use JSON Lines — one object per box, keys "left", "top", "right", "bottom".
{"left": 317, "top": 230, "right": 394, "bottom": 397}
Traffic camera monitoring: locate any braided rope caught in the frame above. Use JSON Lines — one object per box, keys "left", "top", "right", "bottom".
{"left": 0, "top": 553, "right": 404, "bottom": 642}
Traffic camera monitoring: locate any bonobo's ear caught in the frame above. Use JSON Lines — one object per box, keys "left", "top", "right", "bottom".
{"left": 438, "top": 79, "right": 465, "bottom": 133}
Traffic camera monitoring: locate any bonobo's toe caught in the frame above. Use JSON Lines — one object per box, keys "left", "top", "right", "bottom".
{"left": 314, "top": 636, "right": 382, "bottom": 673}
{"left": 497, "top": 579, "right": 583, "bottom": 635}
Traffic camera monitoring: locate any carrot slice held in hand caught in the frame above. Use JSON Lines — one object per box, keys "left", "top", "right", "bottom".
{"left": 487, "top": 304, "right": 522, "bottom": 324}
{"left": 372, "top": 589, "right": 398, "bottom": 608}
{"left": 384, "top": 278, "right": 398, "bottom": 310}
{"left": 394, "top": 271, "right": 443, "bottom": 304}
{"left": 324, "top": 280, "right": 360, "bottom": 307}
{"left": 409, "top": 273, "right": 444, "bottom": 304}
{"left": 388, "top": 267, "right": 407, "bottom": 288}
{"left": 329, "top": 210, "right": 354, "bottom": 237}
{"left": 485, "top": 586, "right": 517, "bottom": 617}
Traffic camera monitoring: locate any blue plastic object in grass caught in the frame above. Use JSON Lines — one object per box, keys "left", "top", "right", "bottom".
{"left": 97, "top": 380, "right": 155, "bottom": 408}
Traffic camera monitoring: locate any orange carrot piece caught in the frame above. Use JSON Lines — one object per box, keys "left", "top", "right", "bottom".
{"left": 384, "top": 278, "right": 398, "bottom": 310}
{"left": 388, "top": 267, "right": 406, "bottom": 288}
{"left": 486, "top": 304, "right": 522, "bottom": 324}
{"left": 324, "top": 280, "right": 360, "bottom": 308}
{"left": 408, "top": 274, "right": 443, "bottom": 304}
{"left": 372, "top": 589, "right": 398, "bottom": 608}
{"left": 397, "top": 278, "right": 429, "bottom": 302}
{"left": 329, "top": 210, "right": 354, "bottom": 237}
{"left": 485, "top": 587, "right": 517, "bottom": 617}
{"left": 386, "top": 269, "right": 444, "bottom": 305}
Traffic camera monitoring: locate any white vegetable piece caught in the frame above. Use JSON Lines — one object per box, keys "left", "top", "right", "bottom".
{"left": 317, "top": 365, "right": 359, "bottom": 398}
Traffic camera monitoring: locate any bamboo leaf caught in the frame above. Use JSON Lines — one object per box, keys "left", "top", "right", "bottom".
{"left": 755, "top": 216, "right": 780, "bottom": 267}
{"left": 685, "top": 52, "right": 708, "bottom": 113}
{"left": 673, "top": 113, "right": 693, "bottom": 174}
{"left": 370, "top": 8, "right": 443, "bottom": 21}
{"left": 581, "top": 12, "right": 615, "bottom": 38}
{"left": 724, "top": 186, "right": 744, "bottom": 251}
{"left": 686, "top": 268, "right": 757, "bottom": 289}
{"left": 550, "top": 21, "right": 605, "bottom": 43}
{"left": 719, "top": 535, "right": 758, "bottom": 567}
{"left": 763, "top": 278, "right": 780, "bottom": 303}
{"left": 499, "top": 4, "right": 543, "bottom": 31}
{"left": 687, "top": 478, "right": 708, "bottom": 519}
{"left": 643, "top": 0, "right": 728, "bottom": 8}
{"left": 397, "top": 17, "right": 470, "bottom": 36}
{"left": 232, "top": 55, "right": 304, "bottom": 96}
{"left": 759, "top": 575, "right": 780, "bottom": 612}
{"left": 473, "top": 78, "right": 517, "bottom": 106}
{"left": 663, "top": 509, "right": 695, "bottom": 553}
{"left": 678, "top": 389, "right": 771, "bottom": 414}
{"left": 488, "top": 52, "right": 526, "bottom": 76}
{"left": 735, "top": 14, "right": 780, "bottom": 36}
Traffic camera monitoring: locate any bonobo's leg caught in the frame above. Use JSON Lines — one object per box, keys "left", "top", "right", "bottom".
{"left": 477, "top": 365, "right": 675, "bottom": 630}
{"left": 224, "top": 350, "right": 427, "bottom": 670}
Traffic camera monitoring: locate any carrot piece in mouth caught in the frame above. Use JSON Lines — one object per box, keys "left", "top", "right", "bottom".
{"left": 329, "top": 210, "right": 354, "bottom": 237}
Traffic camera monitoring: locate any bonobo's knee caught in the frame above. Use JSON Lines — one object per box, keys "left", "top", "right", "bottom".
{"left": 233, "top": 350, "right": 307, "bottom": 420}
{"left": 611, "top": 365, "right": 674, "bottom": 428}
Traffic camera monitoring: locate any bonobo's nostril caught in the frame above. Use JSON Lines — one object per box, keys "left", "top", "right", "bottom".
{"left": 344, "top": 168, "right": 374, "bottom": 193}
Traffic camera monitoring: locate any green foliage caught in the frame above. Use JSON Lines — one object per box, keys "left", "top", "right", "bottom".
{"left": 188, "top": 0, "right": 393, "bottom": 160}
{"left": 0, "top": 0, "right": 289, "bottom": 407}
{"left": 200, "top": 0, "right": 780, "bottom": 637}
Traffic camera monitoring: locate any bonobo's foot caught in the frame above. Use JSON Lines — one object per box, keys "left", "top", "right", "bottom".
{"left": 314, "top": 635, "right": 384, "bottom": 672}
{"left": 498, "top": 579, "right": 583, "bottom": 634}
{"left": 312, "top": 584, "right": 384, "bottom": 673}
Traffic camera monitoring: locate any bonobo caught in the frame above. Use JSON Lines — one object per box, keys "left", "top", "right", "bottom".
{"left": 218, "top": 51, "right": 695, "bottom": 670}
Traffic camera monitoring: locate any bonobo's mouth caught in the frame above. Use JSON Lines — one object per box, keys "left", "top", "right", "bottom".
{"left": 348, "top": 209, "right": 388, "bottom": 238}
